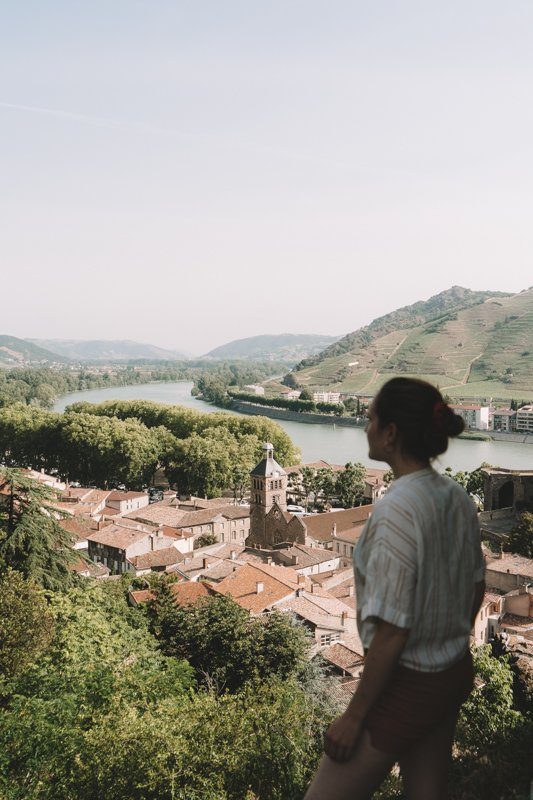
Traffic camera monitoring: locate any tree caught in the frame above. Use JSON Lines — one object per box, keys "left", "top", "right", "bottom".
{"left": 444, "top": 463, "right": 488, "bottom": 504}
{"left": 150, "top": 593, "right": 310, "bottom": 694}
{"left": 0, "top": 568, "right": 54, "bottom": 681}
{"left": 507, "top": 512, "right": 533, "bottom": 558}
{"left": 298, "top": 388, "right": 314, "bottom": 402}
{"left": 300, "top": 466, "right": 318, "bottom": 510}
{"left": 195, "top": 533, "right": 218, "bottom": 549}
{"left": 315, "top": 467, "right": 336, "bottom": 508}
{"left": 0, "top": 467, "right": 77, "bottom": 590}
{"left": 456, "top": 646, "right": 520, "bottom": 754}
{"left": 448, "top": 646, "right": 532, "bottom": 800}
{"left": 383, "top": 468, "right": 394, "bottom": 485}
{"left": 335, "top": 462, "right": 366, "bottom": 507}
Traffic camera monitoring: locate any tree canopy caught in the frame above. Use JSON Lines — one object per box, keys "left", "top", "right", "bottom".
{"left": 0, "top": 399, "right": 300, "bottom": 496}
{"left": 0, "top": 467, "right": 77, "bottom": 590}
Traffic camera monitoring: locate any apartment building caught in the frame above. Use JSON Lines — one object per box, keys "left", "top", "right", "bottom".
{"left": 516, "top": 405, "right": 533, "bottom": 433}
{"left": 449, "top": 404, "right": 490, "bottom": 430}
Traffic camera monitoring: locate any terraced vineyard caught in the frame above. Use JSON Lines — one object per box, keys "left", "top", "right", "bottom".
{"left": 288, "top": 287, "right": 533, "bottom": 401}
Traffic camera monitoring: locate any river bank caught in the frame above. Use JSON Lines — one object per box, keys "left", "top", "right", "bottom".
{"left": 53, "top": 382, "right": 533, "bottom": 471}
{"left": 230, "top": 400, "right": 533, "bottom": 445}
{"left": 230, "top": 400, "right": 364, "bottom": 427}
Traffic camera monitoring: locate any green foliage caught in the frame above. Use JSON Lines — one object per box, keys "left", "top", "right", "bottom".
{"left": 231, "top": 390, "right": 318, "bottom": 413}
{"left": 456, "top": 646, "right": 520, "bottom": 754}
{"left": 315, "top": 467, "right": 337, "bottom": 507}
{"left": 150, "top": 592, "right": 310, "bottom": 694}
{"left": 288, "top": 466, "right": 338, "bottom": 511}
{"left": 195, "top": 532, "right": 218, "bottom": 548}
{"left": 0, "top": 398, "right": 299, "bottom": 497}
{"left": 507, "top": 511, "right": 533, "bottom": 558}
{"left": 450, "top": 646, "right": 532, "bottom": 800}
{"left": 0, "top": 365, "right": 189, "bottom": 410}
{"left": 444, "top": 464, "right": 487, "bottom": 502}
{"left": 194, "top": 362, "right": 288, "bottom": 408}
{"left": 0, "top": 581, "right": 335, "bottom": 800}
{"left": 0, "top": 569, "right": 54, "bottom": 682}
{"left": 383, "top": 468, "right": 394, "bottom": 485}
{"left": 59, "top": 411, "right": 164, "bottom": 487}
{"left": 335, "top": 461, "right": 366, "bottom": 507}
{"left": 0, "top": 468, "right": 77, "bottom": 590}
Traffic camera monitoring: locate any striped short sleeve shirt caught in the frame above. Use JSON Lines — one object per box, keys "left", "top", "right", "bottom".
{"left": 354, "top": 467, "right": 485, "bottom": 672}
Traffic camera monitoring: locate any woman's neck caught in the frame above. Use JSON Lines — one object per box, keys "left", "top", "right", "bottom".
{"left": 388, "top": 455, "right": 430, "bottom": 480}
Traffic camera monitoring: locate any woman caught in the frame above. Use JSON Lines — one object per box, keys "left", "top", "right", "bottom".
{"left": 304, "top": 377, "right": 485, "bottom": 800}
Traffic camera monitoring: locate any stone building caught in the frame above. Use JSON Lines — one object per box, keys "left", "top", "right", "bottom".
{"left": 246, "top": 443, "right": 373, "bottom": 550}
{"left": 247, "top": 443, "right": 307, "bottom": 548}
{"left": 482, "top": 468, "right": 533, "bottom": 513}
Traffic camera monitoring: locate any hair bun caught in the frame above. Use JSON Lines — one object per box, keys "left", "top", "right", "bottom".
{"left": 445, "top": 409, "right": 464, "bottom": 438}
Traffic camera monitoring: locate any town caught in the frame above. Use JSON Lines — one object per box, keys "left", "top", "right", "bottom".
{"left": 236, "top": 383, "right": 533, "bottom": 436}
{"left": 5, "top": 444, "right": 531, "bottom": 698}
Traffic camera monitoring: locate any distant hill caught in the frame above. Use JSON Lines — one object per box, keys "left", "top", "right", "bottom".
{"left": 203, "top": 334, "right": 340, "bottom": 363}
{"left": 288, "top": 286, "right": 533, "bottom": 401}
{"left": 29, "top": 339, "right": 188, "bottom": 362}
{"left": 0, "top": 335, "right": 70, "bottom": 367}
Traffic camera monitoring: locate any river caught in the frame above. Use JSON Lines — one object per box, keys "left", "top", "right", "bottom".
{"left": 53, "top": 382, "right": 533, "bottom": 473}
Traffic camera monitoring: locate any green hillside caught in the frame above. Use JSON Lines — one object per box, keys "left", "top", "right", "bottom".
{"left": 204, "top": 333, "right": 340, "bottom": 363}
{"left": 0, "top": 336, "right": 70, "bottom": 367}
{"left": 288, "top": 287, "right": 533, "bottom": 401}
{"left": 29, "top": 339, "right": 188, "bottom": 361}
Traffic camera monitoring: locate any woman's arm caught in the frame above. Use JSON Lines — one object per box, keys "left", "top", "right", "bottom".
{"left": 471, "top": 579, "right": 486, "bottom": 627}
{"left": 324, "top": 619, "right": 409, "bottom": 762}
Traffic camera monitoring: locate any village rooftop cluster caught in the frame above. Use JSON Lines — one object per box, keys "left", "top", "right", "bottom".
{"left": 9, "top": 445, "right": 533, "bottom": 700}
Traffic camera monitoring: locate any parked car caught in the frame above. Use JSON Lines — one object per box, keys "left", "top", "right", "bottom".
{"left": 287, "top": 504, "right": 305, "bottom": 515}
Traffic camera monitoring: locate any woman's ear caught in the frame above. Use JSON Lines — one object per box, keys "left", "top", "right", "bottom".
{"left": 384, "top": 422, "right": 399, "bottom": 452}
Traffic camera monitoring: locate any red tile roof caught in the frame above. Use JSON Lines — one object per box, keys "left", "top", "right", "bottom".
{"left": 304, "top": 506, "right": 373, "bottom": 543}
{"left": 129, "top": 546, "right": 183, "bottom": 570}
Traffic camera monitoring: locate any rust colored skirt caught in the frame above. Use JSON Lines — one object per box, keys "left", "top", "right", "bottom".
{"left": 363, "top": 649, "right": 474, "bottom": 756}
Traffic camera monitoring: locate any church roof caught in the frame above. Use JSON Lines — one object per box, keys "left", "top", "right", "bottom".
{"left": 250, "top": 457, "right": 287, "bottom": 478}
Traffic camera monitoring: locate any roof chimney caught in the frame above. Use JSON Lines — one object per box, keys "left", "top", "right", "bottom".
{"left": 332, "top": 523, "right": 337, "bottom": 538}
{"left": 150, "top": 534, "right": 155, "bottom": 551}
{"left": 341, "top": 611, "right": 347, "bottom": 626}
{"left": 297, "top": 574, "right": 306, "bottom": 586}
{"left": 266, "top": 556, "right": 272, "bottom": 565}
{"left": 230, "top": 550, "right": 237, "bottom": 560}
{"left": 256, "top": 581, "right": 264, "bottom": 594}
{"left": 203, "top": 558, "right": 209, "bottom": 569}
{"left": 348, "top": 585, "right": 354, "bottom": 597}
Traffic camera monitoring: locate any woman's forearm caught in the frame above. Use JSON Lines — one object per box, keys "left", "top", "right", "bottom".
{"left": 345, "top": 619, "right": 409, "bottom": 723}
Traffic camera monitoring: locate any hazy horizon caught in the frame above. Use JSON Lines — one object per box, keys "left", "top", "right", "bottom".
{"left": 2, "top": 2, "right": 533, "bottom": 352}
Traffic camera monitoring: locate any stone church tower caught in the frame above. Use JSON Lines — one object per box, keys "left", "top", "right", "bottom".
{"left": 247, "top": 442, "right": 306, "bottom": 548}
{"left": 249, "top": 442, "right": 288, "bottom": 516}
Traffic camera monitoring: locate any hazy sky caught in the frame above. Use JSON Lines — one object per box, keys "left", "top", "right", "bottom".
{"left": 2, "top": 1, "right": 532, "bottom": 355}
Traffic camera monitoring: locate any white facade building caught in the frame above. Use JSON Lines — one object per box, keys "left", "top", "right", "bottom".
{"left": 449, "top": 404, "right": 490, "bottom": 430}
{"left": 516, "top": 405, "right": 533, "bottom": 433}
{"left": 313, "top": 391, "right": 342, "bottom": 404}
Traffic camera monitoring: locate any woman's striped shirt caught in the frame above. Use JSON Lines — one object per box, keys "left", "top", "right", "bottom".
{"left": 354, "top": 467, "right": 485, "bottom": 672}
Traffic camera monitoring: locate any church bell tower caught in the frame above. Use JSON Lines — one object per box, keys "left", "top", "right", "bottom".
{"left": 249, "top": 442, "right": 288, "bottom": 516}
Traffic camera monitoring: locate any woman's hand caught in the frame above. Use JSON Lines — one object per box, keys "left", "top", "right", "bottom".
{"left": 323, "top": 713, "right": 363, "bottom": 763}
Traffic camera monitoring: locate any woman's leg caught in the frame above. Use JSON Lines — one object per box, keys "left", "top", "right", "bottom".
{"left": 304, "top": 729, "right": 397, "bottom": 800}
{"left": 398, "top": 710, "right": 459, "bottom": 800}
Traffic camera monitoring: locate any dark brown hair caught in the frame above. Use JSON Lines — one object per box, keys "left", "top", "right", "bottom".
{"left": 373, "top": 377, "right": 464, "bottom": 461}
